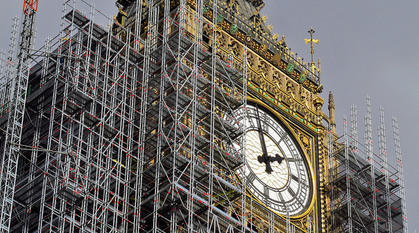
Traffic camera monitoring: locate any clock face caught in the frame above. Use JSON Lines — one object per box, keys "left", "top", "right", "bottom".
{"left": 236, "top": 103, "right": 313, "bottom": 216}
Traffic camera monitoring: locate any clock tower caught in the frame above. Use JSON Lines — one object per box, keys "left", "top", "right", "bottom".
{"left": 110, "top": 0, "right": 330, "bottom": 231}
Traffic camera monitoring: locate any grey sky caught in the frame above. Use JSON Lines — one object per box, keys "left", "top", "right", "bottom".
{"left": 0, "top": 0, "right": 417, "bottom": 231}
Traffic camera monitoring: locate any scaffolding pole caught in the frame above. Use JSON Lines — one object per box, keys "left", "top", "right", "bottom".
{"left": 343, "top": 116, "right": 352, "bottom": 232}
{"left": 365, "top": 96, "right": 378, "bottom": 232}
{"left": 378, "top": 107, "right": 392, "bottom": 232}
{"left": 350, "top": 105, "right": 358, "bottom": 153}
{"left": 392, "top": 118, "right": 408, "bottom": 233}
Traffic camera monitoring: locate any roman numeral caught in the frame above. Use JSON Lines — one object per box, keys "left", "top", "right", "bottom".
{"left": 291, "top": 174, "right": 300, "bottom": 183}
{"left": 264, "top": 186, "right": 269, "bottom": 203}
{"left": 277, "top": 192, "right": 285, "bottom": 202}
{"left": 295, "top": 195, "right": 303, "bottom": 207}
{"left": 288, "top": 188, "right": 296, "bottom": 198}
{"left": 263, "top": 116, "right": 270, "bottom": 131}
{"left": 277, "top": 132, "right": 288, "bottom": 144}
{"left": 248, "top": 117, "right": 256, "bottom": 128}
{"left": 287, "top": 158, "right": 302, "bottom": 162}
{"left": 246, "top": 173, "right": 256, "bottom": 184}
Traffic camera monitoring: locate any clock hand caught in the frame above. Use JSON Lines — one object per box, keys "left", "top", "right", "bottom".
{"left": 257, "top": 155, "right": 273, "bottom": 174}
{"left": 255, "top": 105, "right": 268, "bottom": 159}
{"left": 265, "top": 160, "right": 273, "bottom": 174}
{"left": 263, "top": 154, "right": 284, "bottom": 174}
{"left": 255, "top": 105, "right": 271, "bottom": 173}
{"left": 267, "top": 154, "right": 285, "bottom": 165}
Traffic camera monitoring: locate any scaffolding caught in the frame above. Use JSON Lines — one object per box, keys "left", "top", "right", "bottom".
{"left": 0, "top": 0, "right": 317, "bottom": 232}
{"left": 328, "top": 97, "right": 408, "bottom": 233}
{"left": 0, "top": 0, "right": 38, "bottom": 229}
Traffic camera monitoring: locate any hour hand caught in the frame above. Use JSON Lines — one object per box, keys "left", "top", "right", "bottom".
{"left": 265, "top": 161, "right": 273, "bottom": 174}
{"left": 257, "top": 155, "right": 273, "bottom": 174}
{"left": 257, "top": 155, "right": 264, "bottom": 164}
{"left": 268, "top": 154, "right": 285, "bottom": 165}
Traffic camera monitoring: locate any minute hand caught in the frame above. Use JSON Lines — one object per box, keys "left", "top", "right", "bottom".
{"left": 255, "top": 106, "right": 273, "bottom": 174}
{"left": 256, "top": 107, "right": 268, "bottom": 157}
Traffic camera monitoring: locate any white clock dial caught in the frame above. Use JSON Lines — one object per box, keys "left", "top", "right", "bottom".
{"left": 236, "top": 103, "right": 313, "bottom": 216}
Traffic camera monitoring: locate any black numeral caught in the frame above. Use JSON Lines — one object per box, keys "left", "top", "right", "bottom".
{"left": 288, "top": 188, "right": 296, "bottom": 197}
{"left": 247, "top": 173, "right": 256, "bottom": 184}
{"left": 291, "top": 174, "right": 300, "bottom": 183}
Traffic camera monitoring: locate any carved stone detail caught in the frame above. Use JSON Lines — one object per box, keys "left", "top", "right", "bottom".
{"left": 228, "top": 39, "right": 242, "bottom": 58}
{"left": 299, "top": 133, "right": 312, "bottom": 156}
{"left": 216, "top": 30, "right": 227, "bottom": 48}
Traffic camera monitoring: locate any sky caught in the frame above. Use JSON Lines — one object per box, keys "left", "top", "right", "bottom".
{"left": 0, "top": 0, "right": 418, "bottom": 231}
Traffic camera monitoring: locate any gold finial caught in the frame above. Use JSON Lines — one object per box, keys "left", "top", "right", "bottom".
{"left": 317, "top": 58, "right": 321, "bottom": 74}
{"left": 279, "top": 35, "right": 287, "bottom": 49}
{"left": 262, "top": 16, "right": 268, "bottom": 22}
{"left": 273, "top": 34, "right": 279, "bottom": 40}
{"left": 267, "top": 25, "right": 273, "bottom": 32}
{"left": 305, "top": 27, "right": 319, "bottom": 66}
{"left": 311, "top": 58, "right": 321, "bottom": 75}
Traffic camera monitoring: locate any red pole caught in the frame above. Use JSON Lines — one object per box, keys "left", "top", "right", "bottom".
{"left": 23, "top": 0, "right": 39, "bottom": 15}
